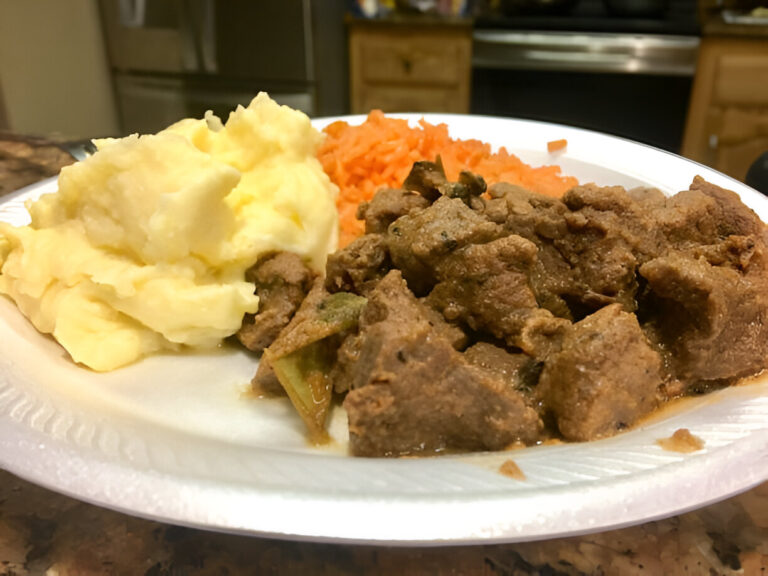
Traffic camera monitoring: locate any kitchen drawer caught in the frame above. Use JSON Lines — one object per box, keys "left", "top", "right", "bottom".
{"left": 358, "top": 33, "right": 467, "bottom": 85}
{"left": 348, "top": 18, "right": 472, "bottom": 115}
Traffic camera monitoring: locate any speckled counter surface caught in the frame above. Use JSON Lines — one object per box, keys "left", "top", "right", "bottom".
{"left": 2, "top": 468, "right": 768, "bottom": 576}
{"left": 2, "top": 136, "right": 768, "bottom": 575}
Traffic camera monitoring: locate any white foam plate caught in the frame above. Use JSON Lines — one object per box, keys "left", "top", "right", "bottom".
{"left": 1, "top": 115, "right": 768, "bottom": 545}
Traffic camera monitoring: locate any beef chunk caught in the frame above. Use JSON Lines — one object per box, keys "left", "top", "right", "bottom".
{"left": 513, "top": 308, "right": 571, "bottom": 360}
{"left": 428, "top": 234, "right": 538, "bottom": 325}
{"left": 652, "top": 189, "right": 721, "bottom": 248}
{"left": 479, "top": 196, "right": 510, "bottom": 224}
{"left": 426, "top": 234, "right": 569, "bottom": 358}
{"left": 330, "top": 287, "right": 470, "bottom": 397}
{"left": 237, "top": 252, "right": 316, "bottom": 352}
{"left": 341, "top": 271, "right": 542, "bottom": 456}
{"left": 330, "top": 330, "right": 363, "bottom": 394}
{"left": 325, "top": 233, "right": 391, "bottom": 295}
{"left": 463, "top": 342, "right": 540, "bottom": 395}
{"left": 562, "top": 184, "right": 663, "bottom": 263}
{"left": 556, "top": 184, "right": 663, "bottom": 315}
{"left": 356, "top": 188, "right": 430, "bottom": 235}
{"left": 652, "top": 178, "right": 766, "bottom": 251}
{"left": 494, "top": 182, "right": 661, "bottom": 319}
{"left": 537, "top": 304, "right": 662, "bottom": 442}
{"left": 690, "top": 175, "right": 766, "bottom": 238}
{"left": 386, "top": 196, "right": 500, "bottom": 295}
{"left": 500, "top": 188, "right": 575, "bottom": 319}
{"left": 627, "top": 186, "right": 667, "bottom": 207}
{"left": 419, "top": 302, "right": 470, "bottom": 351}
{"left": 688, "top": 234, "right": 758, "bottom": 270}
{"left": 639, "top": 240, "right": 768, "bottom": 384}
{"left": 492, "top": 182, "right": 567, "bottom": 242}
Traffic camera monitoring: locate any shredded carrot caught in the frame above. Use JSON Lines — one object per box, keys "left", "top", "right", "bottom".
{"left": 547, "top": 139, "right": 568, "bottom": 153}
{"left": 318, "top": 110, "right": 579, "bottom": 247}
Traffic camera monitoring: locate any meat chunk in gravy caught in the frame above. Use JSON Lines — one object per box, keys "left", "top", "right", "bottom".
{"left": 386, "top": 196, "right": 500, "bottom": 295}
{"left": 356, "top": 188, "right": 430, "bottom": 235}
{"left": 237, "top": 252, "right": 316, "bottom": 353}
{"left": 341, "top": 271, "right": 542, "bottom": 457}
{"left": 251, "top": 162, "right": 768, "bottom": 456}
{"left": 325, "top": 233, "right": 391, "bottom": 295}
{"left": 493, "top": 182, "right": 662, "bottom": 319}
{"left": 537, "top": 304, "right": 662, "bottom": 441}
{"left": 640, "top": 237, "right": 768, "bottom": 384}
{"left": 426, "top": 234, "right": 569, "bottom": 359}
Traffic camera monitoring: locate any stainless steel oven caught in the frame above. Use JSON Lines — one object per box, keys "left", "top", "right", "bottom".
{"left": 470, "top": 0, "right": 700, "bottom": 152}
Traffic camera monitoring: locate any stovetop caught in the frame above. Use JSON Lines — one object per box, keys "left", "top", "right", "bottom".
{"left": 474, "top": 0, "right": 700, "bottom": 36}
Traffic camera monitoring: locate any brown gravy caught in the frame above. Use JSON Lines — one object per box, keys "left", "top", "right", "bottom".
{"left": 499, "top": 459, "right": 527, "bottom": 481}
{"left": 656, "top": 428, "right": 705, "bottom": 453}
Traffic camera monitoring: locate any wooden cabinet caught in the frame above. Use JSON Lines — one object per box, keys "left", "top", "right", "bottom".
{"left": 682, "top": 36, "right": 768, "bottom": 181}
{"left": 348, "top": 18, "right": 472, "bottom": 114}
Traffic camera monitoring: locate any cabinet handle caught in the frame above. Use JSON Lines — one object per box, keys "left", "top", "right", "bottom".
{"left": 402, "top": 57, "right": 413, "bottom": 74}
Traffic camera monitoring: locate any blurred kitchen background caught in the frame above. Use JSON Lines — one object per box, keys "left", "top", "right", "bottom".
{"left": 0, "top": 0, "right": 766, "bottom": 183}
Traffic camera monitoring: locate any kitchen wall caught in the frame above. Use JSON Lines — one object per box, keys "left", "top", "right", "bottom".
{"left": 0, "top": 0, "right": 120, "bottom": 139}
{"left": 0, "top": 0, "right": 348, "bottom": 140}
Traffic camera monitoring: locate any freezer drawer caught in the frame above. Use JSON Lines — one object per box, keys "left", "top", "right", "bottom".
{"left": 114, "top": 74, "right": 314, "bottom": 135}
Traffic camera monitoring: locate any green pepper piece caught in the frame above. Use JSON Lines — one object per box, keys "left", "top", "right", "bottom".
{"left": 265, "top": 290, "right": 367, "bottom": 443}
{"left": 268, "top": 341, "right": 334, "bottom": 444}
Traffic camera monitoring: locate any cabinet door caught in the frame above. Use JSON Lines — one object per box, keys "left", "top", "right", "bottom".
{"left": 714, "top": 52, "right": 768, "bottom": 107}
{"left": 349, "top": 24, "right": 472, "bottom": 115}
{"left": 682, "top": 38, "right": 768, "bottom": 182}
{"left": 358, "top": 33, "right": 466, "bottom": 85}
{"left": 716, "top": 107, "right": 768, "bottom": 181}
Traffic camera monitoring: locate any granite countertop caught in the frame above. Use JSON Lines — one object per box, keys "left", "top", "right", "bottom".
{"left": 2, "top": 136, "right": 768, "bottom": 575}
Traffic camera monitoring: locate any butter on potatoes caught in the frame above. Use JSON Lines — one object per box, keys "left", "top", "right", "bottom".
{"left": 0, "top": 93, "right": 338, "bottom": 371}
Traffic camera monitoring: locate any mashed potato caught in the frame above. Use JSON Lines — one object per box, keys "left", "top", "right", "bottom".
{"left": 0, "top": 93, "right": 338, "bottom": 371}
